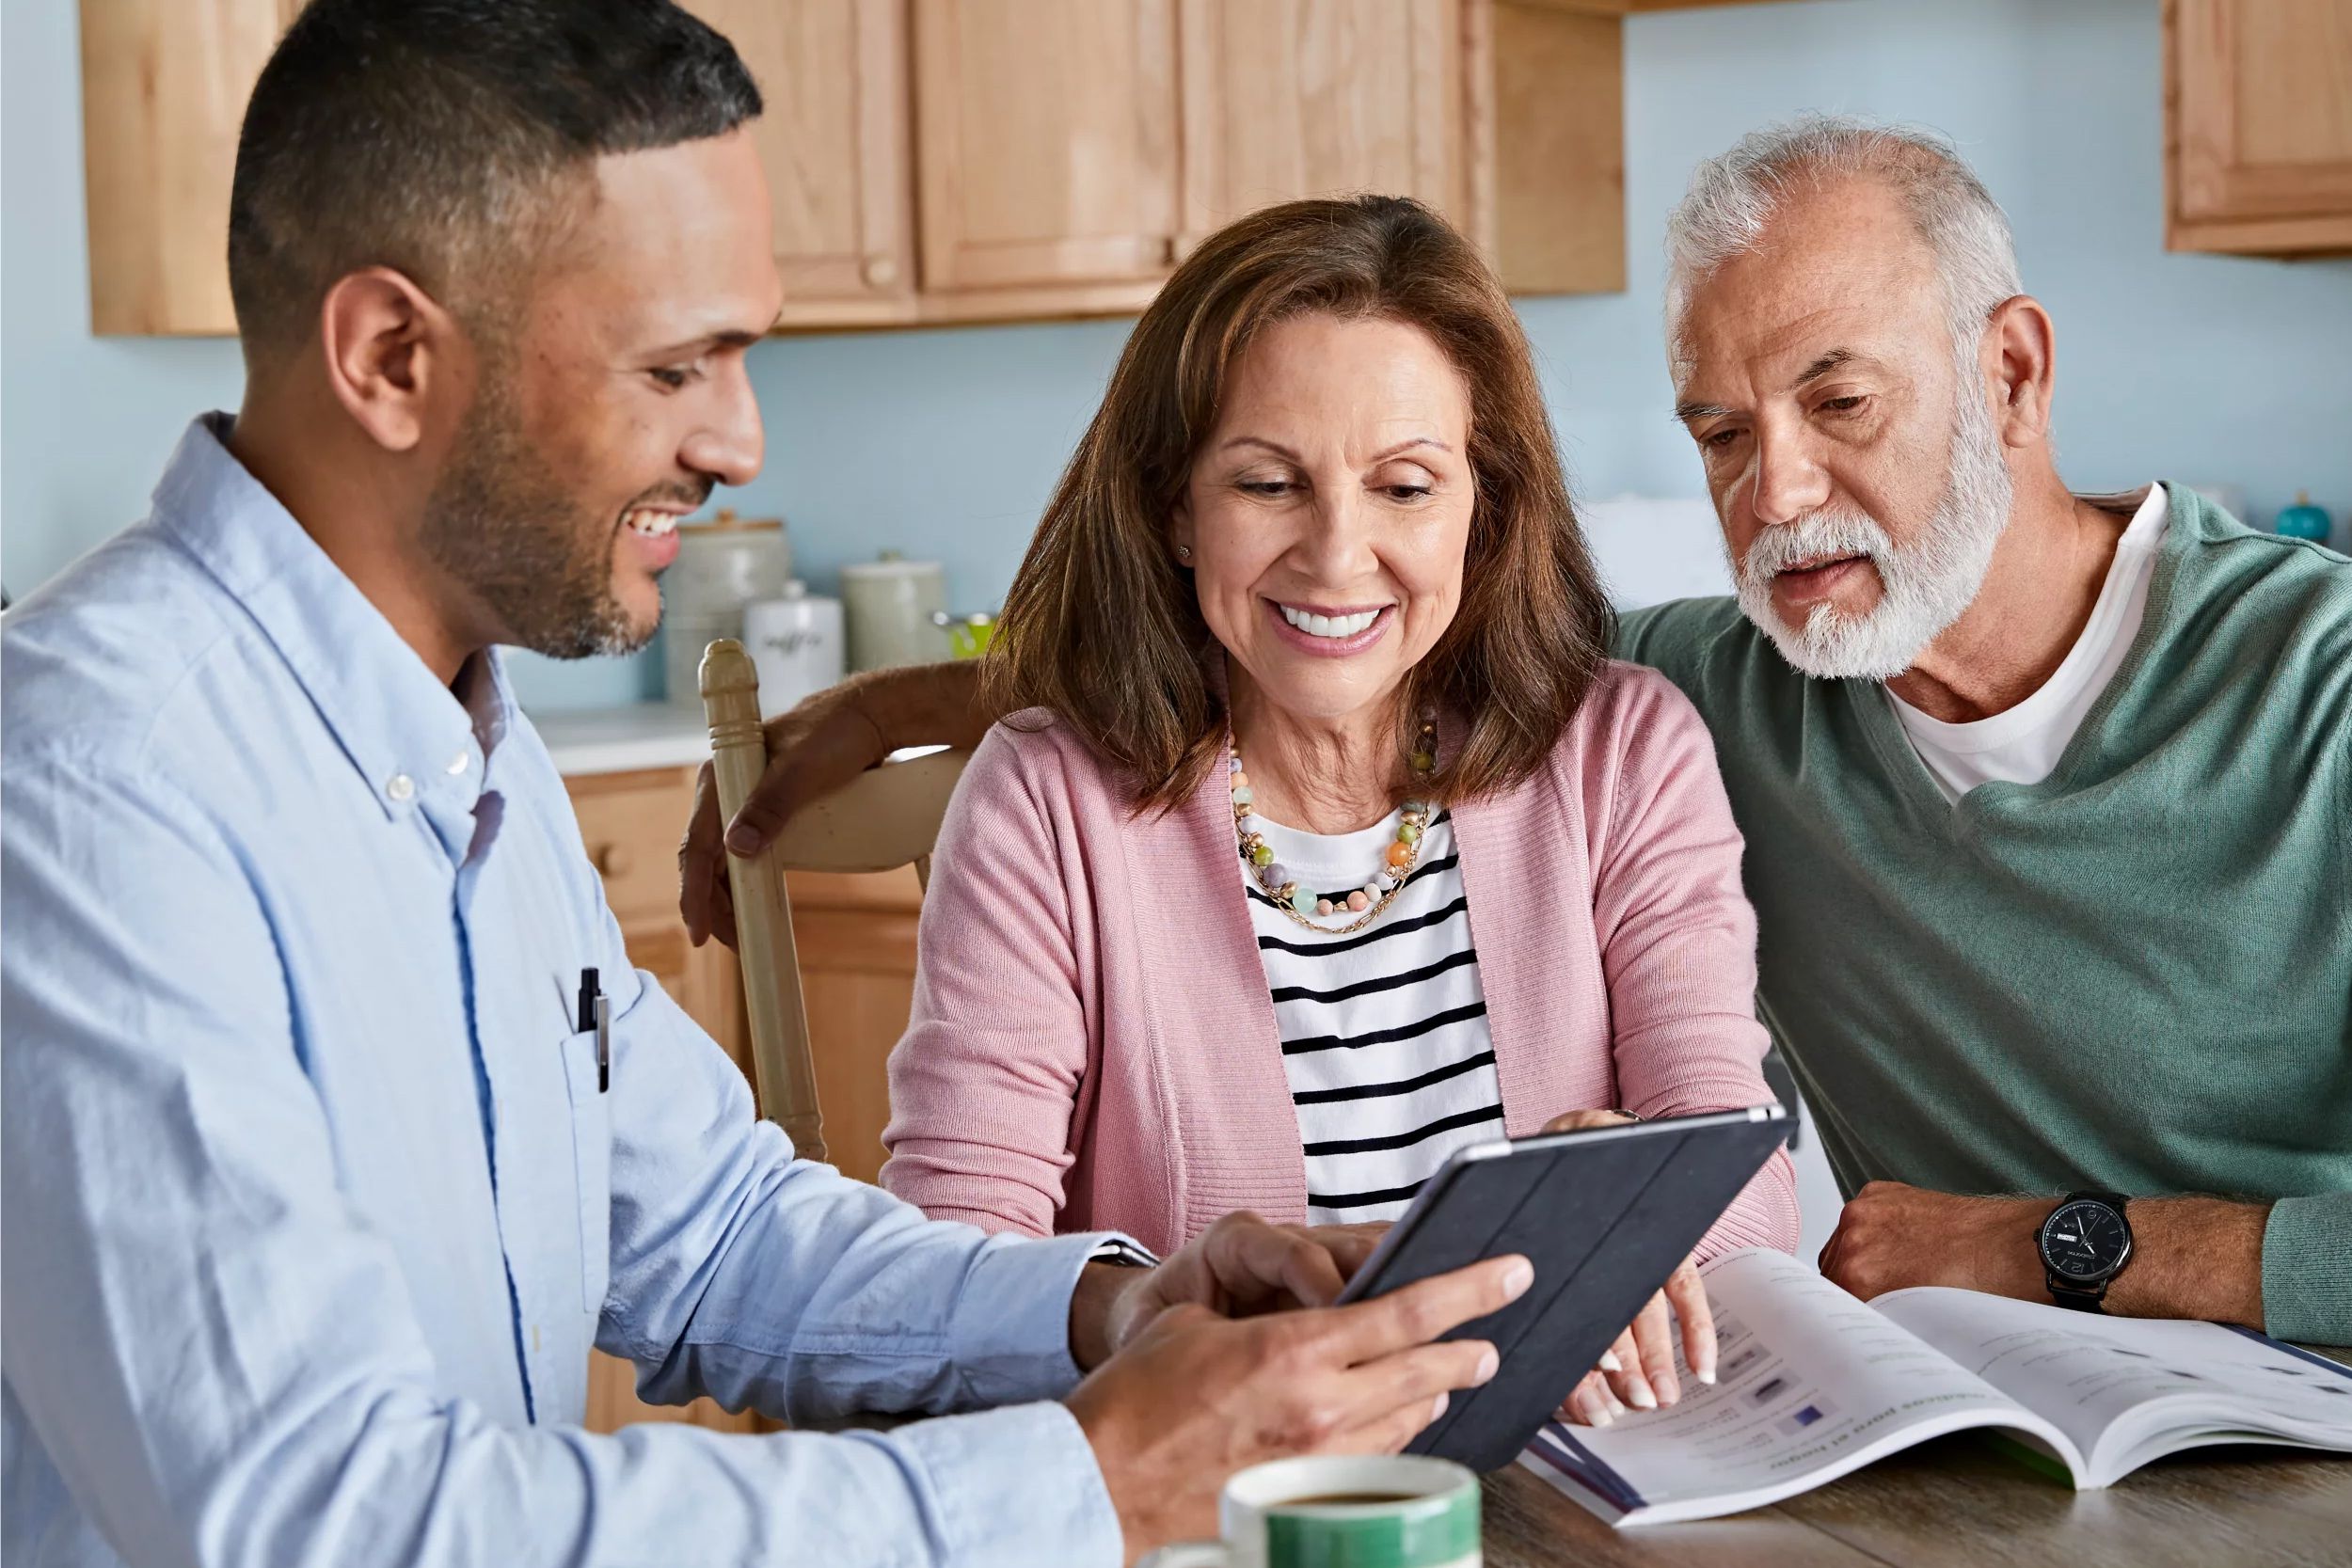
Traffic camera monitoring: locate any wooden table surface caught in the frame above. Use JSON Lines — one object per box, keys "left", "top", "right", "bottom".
{"left": 829, "top": 1347, "right": 2352, "bottom": 1566}
{"left": 1483, "top": 1432, "right": 2352, "bottom": 1568}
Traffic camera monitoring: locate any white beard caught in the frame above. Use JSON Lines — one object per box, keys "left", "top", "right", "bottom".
{"left": 1730, "top": 363, "right": 2015, "bottom": 681}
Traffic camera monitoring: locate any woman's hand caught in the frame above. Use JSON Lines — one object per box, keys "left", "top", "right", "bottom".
{"left": 1556, "top": 1253, "right": 1714, "bottom": 1426}
{"left": 1540, "top": 1109, "right": 1719, "bottom": 1428}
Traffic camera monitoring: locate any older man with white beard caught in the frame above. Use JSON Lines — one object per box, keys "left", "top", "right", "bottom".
{"left": 678, "top": 117, "right": 2351, "bottom": 1348}
{"left": 1621, "top": 116, "right": 2348, "bottom": 1345}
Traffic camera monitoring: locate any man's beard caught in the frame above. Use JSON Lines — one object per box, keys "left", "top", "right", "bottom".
{"left": 421, "top": 378, "right": 657, "bottom": 662}
{"left": 1730, "top": 356, "right": 2015, "bottom": 681}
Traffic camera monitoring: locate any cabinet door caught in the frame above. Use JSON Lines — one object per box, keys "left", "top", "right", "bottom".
{"left": 2168, "top": 0, "right": 2352, "bottom": 254}
{"left": 683, "top": 0, "right": 916, "bottom": 325}
{"left": 79, "top": 0, "right": 291, "bottom": 334}
{"left": 912, "top": 0, "right": 1183, "bottom": 309}
{"left": 1179, "top": 0, "right": 1464, "bottom": 255}
{"left": 783, "top": 868, "right": 925, "bottom": 1186}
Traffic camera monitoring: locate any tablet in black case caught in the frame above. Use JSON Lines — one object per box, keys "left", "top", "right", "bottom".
{"left": 1334, "top": 1106, "right": 1790, "bottom": 1472}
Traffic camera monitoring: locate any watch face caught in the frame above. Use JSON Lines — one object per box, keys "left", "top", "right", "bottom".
{"left": 2042, "top": 1199, "right": 2130, "bottom": 1281}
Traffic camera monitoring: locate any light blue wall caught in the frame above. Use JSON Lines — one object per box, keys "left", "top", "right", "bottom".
{"left": 8, "top": 0, "right": 2348, "bottom": 711}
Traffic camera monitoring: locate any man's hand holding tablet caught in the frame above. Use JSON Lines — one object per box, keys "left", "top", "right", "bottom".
{"left": 1067, "top": 1232, "right": 1534, "bottom": 1559}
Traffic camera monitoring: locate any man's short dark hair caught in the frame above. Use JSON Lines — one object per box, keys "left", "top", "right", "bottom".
{"left": 228, "top": 0, "right": 762, "bottom": 358}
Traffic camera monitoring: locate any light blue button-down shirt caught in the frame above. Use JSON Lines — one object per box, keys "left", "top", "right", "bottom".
{"left": 1, "top": 417, "right": 1126, "bottom": 1567}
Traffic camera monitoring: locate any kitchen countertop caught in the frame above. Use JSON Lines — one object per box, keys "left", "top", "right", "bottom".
{"left": 529, "top": 701, "right": 951, "bottom": 780}
{"left": 529, "top": 702, "right": 711, "bottom": 777}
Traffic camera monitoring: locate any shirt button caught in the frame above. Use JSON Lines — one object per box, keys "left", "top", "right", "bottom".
{"left": 386, "top": 773, "right": 416, "bottom": 802}
{"left": 446, "top": 752, "right": 469, "bottom": 776}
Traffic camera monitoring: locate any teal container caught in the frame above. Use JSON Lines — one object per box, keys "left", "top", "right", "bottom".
{"left": 2275, "top": 491, "right": 2333, "bottom": 543}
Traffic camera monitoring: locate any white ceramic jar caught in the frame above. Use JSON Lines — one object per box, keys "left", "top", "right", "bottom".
{"left": 663, "top": 509, "right": 791, "bottom": 705}
{"left": 742, "top": 583, "right": 847, "bottom": 719}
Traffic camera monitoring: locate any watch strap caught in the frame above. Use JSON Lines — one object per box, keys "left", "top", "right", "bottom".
{"left": 1086, "top": 1236, "right": 1161, "bottom": 1271}
{"left": 2046, "top": 1275, "right": 2107, "bottom": 1311}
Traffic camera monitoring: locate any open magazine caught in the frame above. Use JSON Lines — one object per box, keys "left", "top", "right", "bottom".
{"left": 1522, "top": 1248, "right": 2352, "bottom": 1527}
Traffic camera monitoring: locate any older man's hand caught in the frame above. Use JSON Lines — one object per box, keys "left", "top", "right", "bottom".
{"left": 1820, "top": 1181, "right": 2055, "bottom": 1302}
{"left": 1822, "top": 1183, "right": 2272, "bottom": 1325}
{"left": 677, "top": 660, "right": 991, "bottom": 951}
{"left": 677, "top": 680, "right": 894, "bottom": 951}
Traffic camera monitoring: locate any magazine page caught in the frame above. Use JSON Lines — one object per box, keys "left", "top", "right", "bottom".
{"left": 1521, "top": 1249, "right": 2074, "bottom": 1525}
{"left": 1871, "top": 1287, "right": 2352, "bottom": 1485}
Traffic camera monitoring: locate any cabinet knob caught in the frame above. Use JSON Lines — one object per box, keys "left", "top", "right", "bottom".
{"left": 862, "top": 254, "right": 900, "bottom": 289}
{"left": 592, "top": 842, "right": 633, "bottom": 879}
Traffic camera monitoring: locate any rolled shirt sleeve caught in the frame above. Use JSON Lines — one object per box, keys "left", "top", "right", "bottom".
{"left": 2, "top": 757, "right": 1123, "bottom": 1568}
{"left": 2262, "top": 1194, "right": 2352, "bottom": 1347}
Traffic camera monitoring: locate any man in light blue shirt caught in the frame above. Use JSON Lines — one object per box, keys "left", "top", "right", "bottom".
{"left": 0, "top": 4, "right": 1524, "bottom": 1563}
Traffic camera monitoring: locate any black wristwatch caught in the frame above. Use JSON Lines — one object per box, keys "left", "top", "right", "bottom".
{"left": 2039, "top": 1191, "right": 2134, "bottom": 1312}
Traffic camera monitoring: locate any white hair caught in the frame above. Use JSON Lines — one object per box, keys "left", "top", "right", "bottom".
{"left": 1663, "top": 114, "right": 2023, "bottom": 362}
{"left": 1670, "top": 116, "right": 2026, "bottom": 679}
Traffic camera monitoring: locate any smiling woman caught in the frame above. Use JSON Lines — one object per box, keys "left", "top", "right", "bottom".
{"left": 876, "top": 196, "right": 1802, "bottom": 1430}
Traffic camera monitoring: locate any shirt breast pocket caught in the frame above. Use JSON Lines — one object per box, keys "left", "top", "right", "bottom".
{"left": 560, "top": 1027, "right": 612, "bottom": 1315}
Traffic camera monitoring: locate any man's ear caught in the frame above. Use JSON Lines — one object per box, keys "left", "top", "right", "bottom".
{"left": 1982, "top": 293, "right": 2057, "bottom": 451}
{"left": 316, "top": 266, "right": 468, "bottom": 454}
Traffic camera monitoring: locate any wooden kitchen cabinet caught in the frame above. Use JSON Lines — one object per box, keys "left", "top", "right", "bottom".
{"left": 911, "top": 0, "right": 1184, "bottom": 316}
{"left": 79, "top": 0, "right": 1810, "bottom": 336}
{"left": 1178, "top": 0, "right": 1466, "bottom": 254}
{"left": 78, "top": 0, "right": 294, "bottom": 335}
{"left": 1471, "top": 0, "right": 1626, "bottom": 293}
{"left": 681, "top": 0, "right": 919, "bottom": 326}
{"left": 2166, "top": 0, "right": 2352, "bottom": 255}
{"left": 77, "top": 0, "right": 918, "bottom": 335}
{"left": 564, "top": 763, "right": 920, "bottom": 1435}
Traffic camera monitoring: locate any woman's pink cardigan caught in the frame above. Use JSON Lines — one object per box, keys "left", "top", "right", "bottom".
{"left": 880, "top": 660, "right": 1798, "bottom": 1261}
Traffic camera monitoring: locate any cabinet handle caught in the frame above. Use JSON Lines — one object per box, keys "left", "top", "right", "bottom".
{"left": 862, "top": 254, "right": 900, "bottom": 289}
{"left": 592, "top": 842, "right": 633, "bottom": 879}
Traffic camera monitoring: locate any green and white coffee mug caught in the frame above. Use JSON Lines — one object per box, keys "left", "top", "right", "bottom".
{"left": 1140, "top": 1454, "right": 1480, "bottom": 1568}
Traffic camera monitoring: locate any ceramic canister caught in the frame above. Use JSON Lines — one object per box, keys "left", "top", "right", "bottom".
{"left": 840, "top": 554, "right": 951, "bottom": 673}
{"left": 663, "top": 509, "right": 791, "bottom": 705}
{"left": 742, "top": 583, "right": 847, "bottom": 720}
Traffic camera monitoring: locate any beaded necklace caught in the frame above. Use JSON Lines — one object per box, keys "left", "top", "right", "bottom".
{"left": 1230, "top": 711, "right": 1440, "bottom": 936}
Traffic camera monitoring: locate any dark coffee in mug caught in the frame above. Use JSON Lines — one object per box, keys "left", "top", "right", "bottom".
{"left": 1146, "top": 1453, "right": 1482, "bottom": 1567}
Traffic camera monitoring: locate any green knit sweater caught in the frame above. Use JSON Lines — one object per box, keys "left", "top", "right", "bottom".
{"left": 1617, "top": 484, "right": 2351, "bottom": 1344}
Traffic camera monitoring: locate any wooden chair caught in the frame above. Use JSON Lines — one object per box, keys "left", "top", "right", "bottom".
{"left": 697, "top": 638, "right": 968, "bottom": 1164}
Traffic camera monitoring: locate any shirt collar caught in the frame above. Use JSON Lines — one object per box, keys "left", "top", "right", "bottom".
{"left": 152, "top": 414, "right": 520, "bottom": 821}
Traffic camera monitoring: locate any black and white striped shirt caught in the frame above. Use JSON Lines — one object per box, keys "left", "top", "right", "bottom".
{"left": 1241, "top": 809, "right": 1506, "bottom": 1223}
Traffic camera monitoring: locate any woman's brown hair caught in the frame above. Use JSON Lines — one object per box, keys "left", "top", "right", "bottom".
{"left": 984, "top": 195, "right": 1615, "bottom": 813}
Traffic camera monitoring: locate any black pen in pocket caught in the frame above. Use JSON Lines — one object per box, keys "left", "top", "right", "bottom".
{"left": 576, "top": 967, "right": 610, "bottom": 1092}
